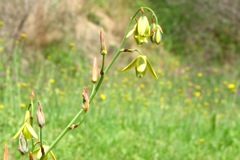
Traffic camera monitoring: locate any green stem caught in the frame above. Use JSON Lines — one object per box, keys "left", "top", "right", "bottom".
{"left": 43, "top": 7, "right": 153, "bottom": 158}
{"left": 30, "top": 99, "right": 34, "bottom": 152}
{"left": 40, "top": 127, "right": 43, "bottom": 147}
{"left": 44, "top": 109, "right": 84, "bottom": 155}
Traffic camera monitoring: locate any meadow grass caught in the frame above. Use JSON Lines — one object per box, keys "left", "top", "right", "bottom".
{"left": 0, "top": 40, "right": 240, "bottom": 159}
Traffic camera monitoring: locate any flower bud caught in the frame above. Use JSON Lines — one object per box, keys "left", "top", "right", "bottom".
{"left": 36, "top": 102, "right": 45, "bottom": 128}
{"left": 150, "top": 24, "right": 163, "bottom": 45}
{"left": 100, "top": 28, "right": 107, "bottom": 55}
{"left": 30, "top": 91, "right": 35, "bottom": 100}
{"left": 91, "top": 57, "right": 98, "bottom": 83}
{"left": 82, "top": 87, "right": 89, "bottom": 112}
{"left": 18, "top": 132, "right": 28, "bottom": 155}
{"left": 2, "top": 144, "right": 8, "bottom": 160}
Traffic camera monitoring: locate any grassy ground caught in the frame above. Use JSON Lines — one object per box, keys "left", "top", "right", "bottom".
{"left": 0, "top": 37, "right": 239, "bottom": 159}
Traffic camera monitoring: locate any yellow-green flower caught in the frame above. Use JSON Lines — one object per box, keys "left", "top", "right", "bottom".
{"left": 32, "top": 145, "right": 56, "bottom": 160}
{"left": 13, "top": 111, "right": 38, "bottom": 140}
{"left": 126, "top": 16, "right": 150, "bottom": 45}
{"left": 121, "top": 55, "right": 158, "bottom": 79}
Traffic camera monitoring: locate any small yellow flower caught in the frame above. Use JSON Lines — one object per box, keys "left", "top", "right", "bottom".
{"left": 140, "top": 84, "right": 145, "bottom": 89}
{"left": 197, "top": 72, "right": 203, "bottom": 77}
{"left": 70, "top": 66, "right": 76, "bottom": 70}
{"left": 204, "top": 101, "right": 209, "bottom": 107}
{"left": 199, "top": 138, "right": 205, "bottom": 143}
{"left": 47, "top": 55, "right": 51, "bottom": 60}
{"left": 194, "top": 92, "right": 201, "bottom": 97}
{"left": 214, "top": 87, "right": 219, "bottom": 92}
{"left": 20, "top": 103, "right": 26, "bottom": 108}
{"left": 159, "top": 97, "right": 164, "bottom": 103}
{"left": 61, "top": 68, "right": 66, "bottom": 73}
{"left": 20, "top": 33, "right": 27, "bottom": 39}
{"left": 195, "top": 85, "right": 201, "bottom": 90}
{"left": 49, "top": 79, "right": 55, "bottom": 84}
{"left": 185, "top": 98, "right": 192, "bottom": 104}
{"left": 228, "top": 83, "right": 235, "bottom": 89}
{"left": 0, "top": 21, "right": 4, "bottom": 27}
{"left": 100, "top": 93, "right": 106, "bottom": 100}
{"left": 69, "top": 42, "right": 75, "bottom": 48}
{"left": 223, "top": 81, "right": 228, "bottom": 85}
{"left": 0, "top": 104, "right": 4, "bottom": 109}
{"left": 21, "top": 82, "right": 28, "bottom": 87}
{"left": 185, "top": 66, "right": 190, "bottom": 71}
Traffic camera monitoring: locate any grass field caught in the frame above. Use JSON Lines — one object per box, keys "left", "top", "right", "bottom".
{"left": 0, "top": 37, "right": 239, "bottom": 159}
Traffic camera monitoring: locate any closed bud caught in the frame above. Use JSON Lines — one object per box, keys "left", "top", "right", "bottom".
{"left": 91, "top": 57, "right": 98, "bottom": 83}
{"left": 2, "top": 144, "right": 8, "bottom": 160}
{"left": 18, "top": 132, "right": 28, "bottom": 155}
{"left": 82, "top": 87, "right": 89, "bottom": 112}
{"left": 30, "top": 91, "right": 34, "bottom": 100}
{"left": 100, "top": 28, "right": 107, "bottom": 55}
{"left": 36, "top": 102, "right": 45, "bottom": 128}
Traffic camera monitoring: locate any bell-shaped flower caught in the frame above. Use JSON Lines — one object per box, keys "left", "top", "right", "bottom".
{"left": 13, "top": 110, "right": 38, "bottom": 140}
{"left": 137, "top": 15, "right": 150, "bottom": 37}
{"left": 126, "top": 15, "right": 150, "bottom": 46}
{"left": 32, "top": 145, "right": 56, "bottom": 160}
{"left": 121, "top": 55, "right": 158, "bottom": 79}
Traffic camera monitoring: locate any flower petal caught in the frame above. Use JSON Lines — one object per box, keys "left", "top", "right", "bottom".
{"left": 121, "top": 58, "right": 138, "bottom": 72}
{"left": 25, "top": 122, "right": 38, "bottom": 139}
{"left": 126, "top": 27, "right": 136, "bottom": 38}
{"left": 50, "top": 151, "right": 57, "bottom": 160}
{"left": 13, "top": 124, "right": 25, "bottom": 139}
{"left": 146, "top": 59, "right": 158, "bottom": 79}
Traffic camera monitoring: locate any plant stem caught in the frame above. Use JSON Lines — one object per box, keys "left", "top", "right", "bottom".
{"left": 30, "top": 99, "right": 34, "bottom": 152}
{"left": 44, "top": 109, "right": 84, "bottom": 155}
{"left": 43, "top": 7, "right": 153, "bottom": 158}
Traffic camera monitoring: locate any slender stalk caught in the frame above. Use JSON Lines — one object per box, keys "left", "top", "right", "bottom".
{"left": 30, "top": 99, "right": 34, "bottom": 152}
{"left": 42, "top": 7, "right": 157, "bottom": 158}
{"left": 44, "top": 109, "right": 84, "bottom": 155}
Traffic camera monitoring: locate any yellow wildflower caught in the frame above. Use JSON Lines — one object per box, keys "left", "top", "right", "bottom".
{"left": 100, "top": 93, "right": 106, "bottom": 100}
{"left": 0, "top": 104, "right": 4, "bottom": 109}
{"left": 20, "top": 103, "right": 26, "bottom": 108}
{"left": 199, "top": 138, "right": 205, "bottom": 143}
{"left": 194, "top": 92, "right": 201, "bottom": 97}
{"left": 197, "top": 72, "right": 203, "bottom": 77}
{"left": 20, "top": 33, "right": 27, "bottom": 39}
{"left": 49, "top": 79, "right": 55, "bottom": 84}
{"left": 228, "top": 83, "right": 235, "bottom": 89}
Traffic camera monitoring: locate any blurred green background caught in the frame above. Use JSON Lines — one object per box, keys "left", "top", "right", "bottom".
{"left": 0, "top": 0, "right": 239, "bottom": 159}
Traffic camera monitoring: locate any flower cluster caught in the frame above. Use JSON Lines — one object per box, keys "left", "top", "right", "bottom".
{"left": 126, "top": 8, "right": 163, "bottom": 45}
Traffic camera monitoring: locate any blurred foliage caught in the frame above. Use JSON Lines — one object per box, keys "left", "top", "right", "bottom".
{"left": 149, "top": 0, "right": 240, "bottom": 64}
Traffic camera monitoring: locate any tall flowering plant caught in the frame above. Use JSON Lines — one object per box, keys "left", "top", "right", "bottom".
{"left": 5, "top": 7, "right": 163, "bottom": 159}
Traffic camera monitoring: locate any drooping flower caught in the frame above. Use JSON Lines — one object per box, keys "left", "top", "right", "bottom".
{"left": 121, "top": 55, "right": 158, "bottom": 79}
{"left": 13, "top": 111, "right": 38, "bottom": 140}
{"left": 126, "top": 15, "right": 150, "bottom": 45}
